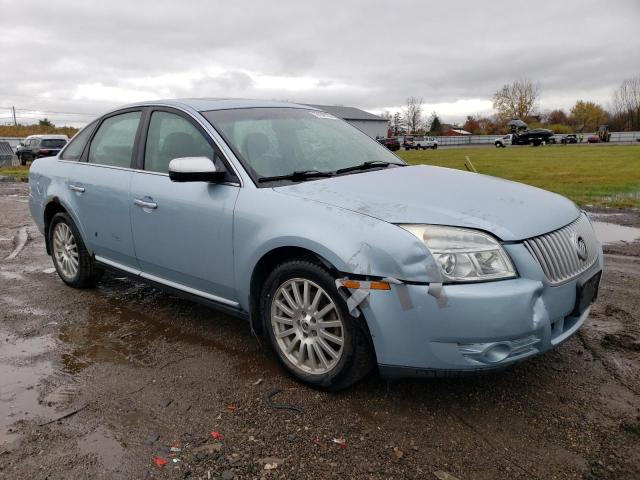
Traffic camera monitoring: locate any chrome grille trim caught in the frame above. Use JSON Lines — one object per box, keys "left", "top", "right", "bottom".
{"left": 524, "top": 214, "right": 598, "bottom": 285}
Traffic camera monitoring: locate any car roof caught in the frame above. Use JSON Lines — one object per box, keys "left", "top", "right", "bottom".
{"left": 25, "top": 134, "right": 69, "bottom": 139}
{"left": 121, "top": 98, "right": 318, "bottom": 113}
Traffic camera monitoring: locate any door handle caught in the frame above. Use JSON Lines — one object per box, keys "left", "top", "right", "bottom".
{"left": 68, "top": 184, "right": 85, "bottom": 193}
{"left": 134, "top": 198, "right": 158, "bottom": 209}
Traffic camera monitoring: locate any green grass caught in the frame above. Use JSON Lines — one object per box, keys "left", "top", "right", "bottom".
{"left": 0, "top": 165, "right": 29, "bottom": 180}
{"left": 397, "top": 145, "right": 640, "bottom": 208}
{"left": 2, "top": 146, "right": 639, "bottom": 208}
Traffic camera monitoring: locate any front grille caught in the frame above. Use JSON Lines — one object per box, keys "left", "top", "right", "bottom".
{"left": 524, "top": 213, "right": 598, "bottom": 285}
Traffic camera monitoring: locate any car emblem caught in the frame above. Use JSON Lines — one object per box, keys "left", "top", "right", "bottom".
{"left": 575, "top": 235, "right": 588, "bottom": 261}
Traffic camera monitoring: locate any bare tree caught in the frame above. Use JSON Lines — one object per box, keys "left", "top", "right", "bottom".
{"left": 612, "top": 75, "right": 640, "bottom": 131}
{"left": 403, "top": 96, "right": 423, "bottom": 133}
{"left": 492, "top": 79, "right": 540, "bottom": 121}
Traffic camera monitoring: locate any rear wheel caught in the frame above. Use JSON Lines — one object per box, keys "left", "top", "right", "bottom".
{"left": 49, "top": 212, "right": 103, "bottom": 288}
{"left": 261, "top": 260, "right": 373, "bottom": 390}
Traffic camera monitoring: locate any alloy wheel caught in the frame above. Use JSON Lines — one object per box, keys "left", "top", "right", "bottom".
{"left": 52, "top": 222, "right": 79, "bottom": 280}
{"left": 270, "top": 278, "right": 345, "bottom": 375}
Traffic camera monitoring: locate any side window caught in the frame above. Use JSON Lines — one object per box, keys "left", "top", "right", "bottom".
{"left": 144, "top": 111, "right": 214, "bottom": 173}
{"left": 88, "top": 112, "right": 141, "bottom": 168}
{"left": 60, "top": 121, "right": 98, "bottom": 161}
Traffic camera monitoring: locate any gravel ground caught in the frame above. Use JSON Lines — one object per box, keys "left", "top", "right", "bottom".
{"left": 1, "top": 181, "right": 639, "bottom": 480}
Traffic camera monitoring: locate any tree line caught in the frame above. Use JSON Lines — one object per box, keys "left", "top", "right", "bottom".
{"left": 382, "top": 75, "right": 640, "bottom": 136}
{"left": 0, "top": 118, "right": 79, "bottom": 139}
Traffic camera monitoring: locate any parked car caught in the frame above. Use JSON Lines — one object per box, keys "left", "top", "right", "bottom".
{"left": 16, "top": 135, "right": 69, "bottom": 165}
{"left": 29, "top": 99, "right": 603, "bottom": 390}
{"left": 377, "top": 137, "right": 400, "bottom": 151}
{"left": 403, "top": 135, "right": 438, "bottom": 150}
{"left": 561, "top": 134, "right": 578, "bottom": 144}
{"left": 587, "top": 135, "right": 600, "bottom": 143}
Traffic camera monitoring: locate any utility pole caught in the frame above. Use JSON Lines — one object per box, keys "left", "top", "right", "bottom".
{"left": 11, "top": 106, "right": 17, "bottom": 126}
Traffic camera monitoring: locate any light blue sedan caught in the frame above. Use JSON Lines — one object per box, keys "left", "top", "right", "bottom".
{"left": 28, "top": 99, "right": 603, "bottom": 390}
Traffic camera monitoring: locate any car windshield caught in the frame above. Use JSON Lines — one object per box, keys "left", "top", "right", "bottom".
{"left": 41, "top": 139, "right": 66, "bottom": 148}
{"left": 202, "top": 108, "right": 404, "bottom": 182}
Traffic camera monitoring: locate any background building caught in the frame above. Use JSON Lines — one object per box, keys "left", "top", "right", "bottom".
{"left": 304, "top": 104, "right": 389, "bottom": 138}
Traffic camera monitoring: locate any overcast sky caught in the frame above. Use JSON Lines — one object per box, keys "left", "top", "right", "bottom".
{"left": 1, "top": 0, "right": 639, "bottom": 126}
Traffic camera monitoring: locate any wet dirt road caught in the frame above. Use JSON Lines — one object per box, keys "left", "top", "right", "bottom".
{"left": 1, "top": 181, "right": 639, "bottom": 480}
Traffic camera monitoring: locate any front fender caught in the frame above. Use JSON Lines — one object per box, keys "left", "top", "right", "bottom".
{"left": 233, "top": 188, "right": 441, "bottom": 310}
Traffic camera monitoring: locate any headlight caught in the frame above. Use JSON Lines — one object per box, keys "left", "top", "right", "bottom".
{"left": 399, "top": 225, "right": 516, "bottom": 282}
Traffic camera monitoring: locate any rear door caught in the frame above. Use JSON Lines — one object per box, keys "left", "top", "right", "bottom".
{"left": 129, "top": 108, "right": 240, "bottom": 305}
{"left": 69, "top": 109, "right": 143, "bottom": 271}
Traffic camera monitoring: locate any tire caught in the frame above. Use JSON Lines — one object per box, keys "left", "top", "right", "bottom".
{"left": 260, "top": 260, "right": 374, "bottom": 390}
{"left": 49, "top": 212, "right": 103, "bottom": 288}
{"left": 432, "top": 144, "right": 438, "bottom": 150}
{"left": 20, "top": 155, "right": 26, "bottom": 166}
{"left": 495, "top": 143, "right": 501, "bottom": 148}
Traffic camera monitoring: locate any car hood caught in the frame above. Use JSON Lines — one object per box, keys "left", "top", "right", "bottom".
{"left": 273, "top": 165, "right": 579, "bottom": 241}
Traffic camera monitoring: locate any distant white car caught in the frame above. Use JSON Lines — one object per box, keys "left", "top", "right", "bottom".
{"left": 404, "top": 135, "right": 438, "bottom": 150}
{"left": 494, "top": 134, "right": 513, "bottom": 148}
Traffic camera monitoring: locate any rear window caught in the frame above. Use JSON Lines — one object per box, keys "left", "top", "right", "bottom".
{"left": 60, "top": 121, "right": 98, "bottom": 161}
{"left": 41, "top": 139, "right": 67, "bottom": 148}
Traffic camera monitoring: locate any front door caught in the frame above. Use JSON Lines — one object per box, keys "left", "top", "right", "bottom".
{"left": 130, "top": 109, "right": 240, "bottom": 305}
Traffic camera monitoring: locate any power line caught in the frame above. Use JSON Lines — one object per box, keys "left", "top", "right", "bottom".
{"left": 15, "top": 108, "right": 101, "bottom": 116}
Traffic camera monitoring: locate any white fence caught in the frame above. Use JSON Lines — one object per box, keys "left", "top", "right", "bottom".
{"left": 430, "top": 131, "right": 640, "bottom": 146}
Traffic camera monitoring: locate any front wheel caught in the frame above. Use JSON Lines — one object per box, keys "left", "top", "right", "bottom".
{"left": 49, "top": 212, "right": 103, "bottom": 288}
{"left": 261, "top": 260, "right": 373, "bottom": 390}
{"left": 432, "top": 144, "right": 438, "bottom": 150}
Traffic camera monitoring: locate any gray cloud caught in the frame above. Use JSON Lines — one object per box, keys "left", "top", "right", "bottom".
{"left": 1, "top": 0, "right": 638, "bottom": 125}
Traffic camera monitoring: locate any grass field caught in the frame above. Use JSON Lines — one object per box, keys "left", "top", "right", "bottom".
{"left": 1, "top": 145, "right": 639, "bottom": 207}
{"left": 397, "top": 144, "right": 640, "bottom": 208}
{"left": 0, "top": 165, "right": 29, "bottom": 181}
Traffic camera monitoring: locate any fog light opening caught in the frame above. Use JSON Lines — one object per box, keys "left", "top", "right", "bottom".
{"left": 483, "top": 343, "right": 512, "bottom": 363}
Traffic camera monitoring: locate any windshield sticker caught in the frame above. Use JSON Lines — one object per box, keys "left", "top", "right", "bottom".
{"left": 309, "top": 111, "right": 338, "bottom": 120}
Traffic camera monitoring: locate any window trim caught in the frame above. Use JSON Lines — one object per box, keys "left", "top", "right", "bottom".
{"left": 81, "top": 107, "right": 144, "bottom": 168}
{"left": 136, "top": 106, "right": 239, "bottom": 184}
{"left": 58, "top": 119, "right": 99, "bottom": 161}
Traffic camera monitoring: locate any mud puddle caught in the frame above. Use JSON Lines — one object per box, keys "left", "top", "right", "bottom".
{"left": 57, "top": 284, "right": 280, "bottom": 381}
{"left": 0, "top": 332, "right": 57, "bottom": 445}
{"left": 78, "top": 426, "right": 126, "bottom": 473}
{"left": 591, "top": 220, "right": 640, "bottom": 245}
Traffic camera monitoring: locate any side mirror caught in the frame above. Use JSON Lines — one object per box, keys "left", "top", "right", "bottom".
{"left": 168, "top": 157, "right": 226, "bottom": 183}
{"left": 19, "top": 142, "right": 25, "bottom": 146}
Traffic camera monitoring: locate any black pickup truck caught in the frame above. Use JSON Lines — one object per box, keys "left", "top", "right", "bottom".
{"left": 495, "top": 120, "right": 554, "bottom": 147}
{"left": 513, "top": 128, "right": 554, "bottom": 146}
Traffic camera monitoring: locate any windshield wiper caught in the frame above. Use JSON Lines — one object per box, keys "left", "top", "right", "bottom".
{"left": 258, "top": 170, "right": 335, "bottom": 183}
{"left": 335, "top": 160, "right": 404, "bottom": 175}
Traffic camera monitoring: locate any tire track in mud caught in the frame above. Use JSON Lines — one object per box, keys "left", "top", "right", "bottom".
{"left": 4, "top": 226, "right": 29, "bottom": 261}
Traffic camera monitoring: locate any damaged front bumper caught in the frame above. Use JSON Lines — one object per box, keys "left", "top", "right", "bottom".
{"left": 357, "top": 243, "right": 604, "bottom": 378}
